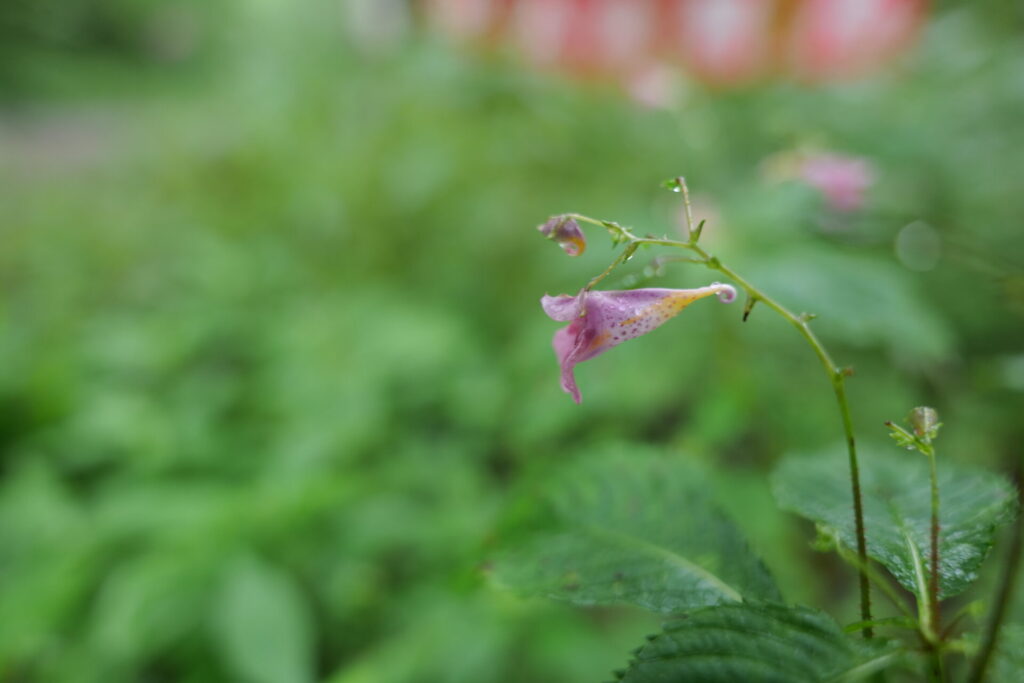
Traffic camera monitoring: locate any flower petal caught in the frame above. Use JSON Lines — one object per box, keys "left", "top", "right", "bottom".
{"left": 799, "top": 154, "right": 874, "bottom": 212}
{"left": 541, "top": 284, "right": 736, "bottom": 403}
{"left": 552, "top": 321, "right": 584, "bottom": 404}
{"left": 582, "top": 285, "right": 735, "bottom": 348}
{"left": 541, "top": 292, "right": 583, "bottom": 321}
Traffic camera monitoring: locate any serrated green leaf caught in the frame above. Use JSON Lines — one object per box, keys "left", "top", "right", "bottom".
{"left": 620, "top": 602, "right": 898, "bottom": 683}
{"left": 772, "top": 445, "right": 1016, "bottom": 598}
{"left": 493, "top": 451, "right": 780, "bottom": 613}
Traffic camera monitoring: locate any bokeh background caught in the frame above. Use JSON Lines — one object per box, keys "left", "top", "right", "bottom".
{"left": 2, "top": 1, "right": 1024, "bottom": 681}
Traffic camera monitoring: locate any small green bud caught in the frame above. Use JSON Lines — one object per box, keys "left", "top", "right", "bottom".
{"left": 910, "top": 406, "right": 940, "bottom": 439}
{"left": 886, "top": 407, "right": 942, "bottom": 456}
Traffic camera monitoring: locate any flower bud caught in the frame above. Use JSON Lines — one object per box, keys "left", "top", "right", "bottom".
{"left": 537, "top": 216, "right": 586, "bottom": 257}
{"left": 910, "top": 406, "right": 940, "bottom": 439}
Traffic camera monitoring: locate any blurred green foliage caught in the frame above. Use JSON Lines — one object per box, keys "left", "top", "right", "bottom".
{"left": 1, "top": 1, "right": 1023, "bottom": 681}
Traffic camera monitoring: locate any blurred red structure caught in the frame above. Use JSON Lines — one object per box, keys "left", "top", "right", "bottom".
{"left": 425, "top": 0, "right": 928, "bottom": 86}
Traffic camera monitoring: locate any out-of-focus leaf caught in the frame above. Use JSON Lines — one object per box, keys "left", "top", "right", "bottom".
{"left": 493, "top": 450, "right": 780, "bottom": 613}
{"left": 990, "top": 623, "right": 1024, "bottom": 683}
{"left": 89, "top": 553, "right": 211, "bottom": 664}
{"left": 772, "top": 445, "right": 1016, "bottom": 598}
{"left": 747, "top": 248, "right": 954, "bottom": 362}
{"left": 211, "top": 556, "right": 314, "bottom": 683}
{"left": 619, "top": 602, "right": 897, "bottom": 683}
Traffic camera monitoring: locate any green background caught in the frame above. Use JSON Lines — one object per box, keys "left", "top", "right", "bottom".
{"left": 1, "top": 1, "right": 1023, "bottom": 681}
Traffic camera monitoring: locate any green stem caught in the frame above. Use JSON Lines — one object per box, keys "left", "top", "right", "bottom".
{"left": 835, "top": 543, "right": 916, "bottom": 623}
{"left": 926, "top": 446, "right": 941, "bottom": 640}
{"left": 568, "top": 179, "right": 874, "bottom": 636}
{"left": 906, "top": 532, "right": 933, "bottom": 637}
{"left": 688, "top": 248, "right": 873, "bottom": 637}
{"left": 585, "top": 242, "right": 638, "bottom": 290}
{"left": 928, "top": 651, "right": 946, "bottom": 683}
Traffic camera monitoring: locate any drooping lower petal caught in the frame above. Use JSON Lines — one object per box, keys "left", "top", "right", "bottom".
{"left": 552, "top": 321, "right": 584, "bottom": 403}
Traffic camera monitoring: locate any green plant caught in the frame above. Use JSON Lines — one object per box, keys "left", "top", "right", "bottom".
{"left": 494, "top": 179, "right": 1020, "bottom": 682}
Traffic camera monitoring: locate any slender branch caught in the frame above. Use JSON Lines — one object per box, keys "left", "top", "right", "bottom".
{"left": 567, "top": 177, "right": 874, "bottom": 636}
{"left": 967, "top": 465, "right": 1024, "bottom": 683}
{"left": 585, "top": 242, "right": 638, "bottom": 290}
{"left": 832, "top": 379, "right": 873, "bottom": 639}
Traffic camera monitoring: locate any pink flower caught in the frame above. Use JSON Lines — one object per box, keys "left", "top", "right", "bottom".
{"left": 665, "top": 0, "right": 776, "bottom": 86}
{"left": 799, "top": 154, "right": 875, "bottom": 212}
{"left": 537, "top": 216, "right": 586, "bottom": 257}
{"left": 541, "top": 284, "right": 737, "bottom": 403}
{"left": 786, "top": 0, "right": 928, "bottom": 82}
{"left": 508, "top": 0, "right": 657, "bottom": 78}
{"left": 426, "top": 0, "right": 929, "bottom": 88}
{"left": 625, "top": 63, "right": 680, "bottom": 110}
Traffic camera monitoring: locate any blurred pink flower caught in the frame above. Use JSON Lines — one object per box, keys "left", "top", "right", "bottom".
{"left": 425, "top": 0, "right": 929, "bottom": 88}
{"left": 665, "top": 0, "right": 775, "bottom": 86}
{"left": 424, "top": 0, "right": 509, "bottom": 40}
{"left": 541, "top": 284, "right": 736, "bottom": 403}
{"left": 786, "top": 0, "right": 928, "bottom": 81}
{"left": 625, "top": 63, "right": 680, "bottom": 110}
{"left": 799, "top": 154, "right": 875, "bottom": 212}
{"left": 508, "top": 0, "right": 656, "bottom": 77}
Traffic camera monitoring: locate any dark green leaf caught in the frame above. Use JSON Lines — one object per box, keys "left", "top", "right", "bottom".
{"left": 620, "top": 602, "right": 897, "bottom": 683}
{"left": 493, "top": 451, "right": 780, "bottom": 613}
{"left": 772, "top": 445, "right": 1017, "bottom": 598}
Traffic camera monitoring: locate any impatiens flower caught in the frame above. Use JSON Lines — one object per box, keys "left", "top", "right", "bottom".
{"left": 798, "top": 153, "right": 875, "bottom": 212}
{"left": 542, "top": 284, "right": 737, "bottom": 403}
{"left": 626, "top": 63, "right": 680, "bottom": 110}
{"left": 537, "top": 216, "right": 586, "bottom": 256}
{"left": 762, "top": 150, "right": 876, "bottom": 214}
{"left": 426, "top": 0, "right": 928, "bottom": 89}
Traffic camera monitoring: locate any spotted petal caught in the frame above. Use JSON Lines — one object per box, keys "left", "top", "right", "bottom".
{"left": 542, "top": 284, "right": 736, "bottom": 403}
